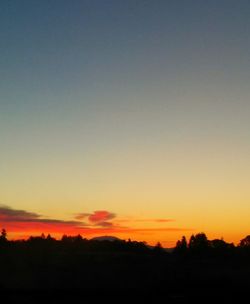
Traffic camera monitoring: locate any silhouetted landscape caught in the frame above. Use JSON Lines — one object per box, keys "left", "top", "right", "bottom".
{"left": 2, "top": 1, "right": 250, "bottom": 302}
{"left": 1, "top": 229, "right": 250, "bottom": 302}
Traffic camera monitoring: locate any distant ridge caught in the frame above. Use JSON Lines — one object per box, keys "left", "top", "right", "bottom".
{"left": 90, "top": 236, "right": 122, "bottom": 242}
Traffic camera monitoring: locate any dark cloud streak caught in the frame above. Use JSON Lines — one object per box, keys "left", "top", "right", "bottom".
{"left": 0, "top": 205, "right": 83, "bottom": 226}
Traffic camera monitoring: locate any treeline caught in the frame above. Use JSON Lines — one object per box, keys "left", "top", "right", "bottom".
{"left": 173, "top": 233, "right": 250, "bottom": 256}
{"left": 0, "top": 229, "right": 152, "bottom": 254}
{"left": 1, "top": 228, "right": 250, "bottom": 255}
{"left": 1, "top": 228, "right": 250, "bottom": 299}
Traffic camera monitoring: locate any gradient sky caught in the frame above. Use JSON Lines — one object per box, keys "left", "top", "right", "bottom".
{"left": 1, "top": 0, "right": 250, "bottom": 246}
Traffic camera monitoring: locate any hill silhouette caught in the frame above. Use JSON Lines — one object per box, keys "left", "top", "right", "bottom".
{"left": 90, "top": 235, "right": 122, "bottom": 242}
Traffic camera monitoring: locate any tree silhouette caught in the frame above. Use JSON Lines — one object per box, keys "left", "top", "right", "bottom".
{"left": 174, "top": 236, "right": 188, "bottom": 255}
{"left": 210, "top": 239, "right": 233, "bottom": 250}
{"left": 0, "top": 228, "right": 7, "bottom": 243}
{"left": 153, "top": 242, "right": 164, "bottom": 254}
{"left": 239, "top": 235, "right": 250, "bottom": 247}
{"left": 188, "top": 233, "right": 209, "bottom": 255}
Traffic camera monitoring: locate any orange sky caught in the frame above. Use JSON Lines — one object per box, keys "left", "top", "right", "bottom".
{"left": 0, "top": 206, "right": 190, "bottom": 247}
{"left": 0, "top": 205, "right": 247, "bottom": 247}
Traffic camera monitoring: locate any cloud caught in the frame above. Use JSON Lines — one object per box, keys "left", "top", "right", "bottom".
{"left": 0, "top": 206, "right": 119, "bottom": 234}
{"left": 116, "top": 218, "right": 175, "bottom": 224}
{"left": 154, "top": 219, "right": 175, "bottom": 223}
{"left": 0, "top": 205, "right": 83, "bottom": 226}
{"left": 122, "top": 227, "right": 192, "bottom": 233}
{"left": 88, "top": 211, "right": 116, "bottom": 223}
{"left": 0, "top": 205, "right": 40, "bottom": 222}
{"left": 0, "top": 205, "right": 192, "bottom": 243}
{"left": 75, "top": 210, "right": 116, "bottom": 224}
{"left": 0, "top": 206, "right": 118, "bottom": 233}
{"left": 97, "top": 221, "right": 114, "bottom": 228}
{"left": 75, "top": 213, "right": 90, "bottom": 220}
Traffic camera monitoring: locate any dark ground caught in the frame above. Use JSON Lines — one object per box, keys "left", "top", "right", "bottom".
{"left": 0, "top": 236, "right": 250, "bottom": 302}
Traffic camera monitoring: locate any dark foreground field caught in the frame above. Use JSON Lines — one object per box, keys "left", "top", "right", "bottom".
{"left": 1, "top": 234, "right": 250, "bottom": 302}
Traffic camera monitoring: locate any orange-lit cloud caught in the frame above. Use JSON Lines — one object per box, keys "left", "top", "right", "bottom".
{"left": 97, "top": 221, "right": 114, "bottom": 228}
{"left": 154, "top": 219, "right": 175, "bottom": 223}
{"left": 75, "top": 210, "right": 116, "bottom": 223}
{"left": 117, "top": 218, "right": 175, "bottom": 223}
{"left": 0, "top": 205, "right": 192, "bottom": 245}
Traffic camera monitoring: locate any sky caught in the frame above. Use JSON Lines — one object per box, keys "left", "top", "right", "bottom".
{"left": 0, "top": 0, "right": 250, "bottom": 247}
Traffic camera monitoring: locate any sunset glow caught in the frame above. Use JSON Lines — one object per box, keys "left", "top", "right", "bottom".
{"left": 1, "top": 1, "right": 250, "bottom": 248}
